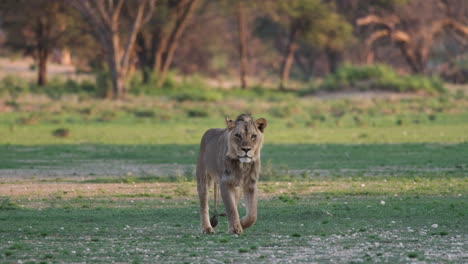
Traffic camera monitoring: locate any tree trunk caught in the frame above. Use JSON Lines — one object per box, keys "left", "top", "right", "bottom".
{"left": 153, "top": 33, "right": 169, "bottom": 82}
{"left": 108, "top": 31, "right": 126, "bottom": 99}
{"left": 237, "top": 1, "right": 248, "bottom": 89}
{"left": 397, "top": 43, "right": 422, "bottom": 73}
{"left": 136, "top": 32, "right": 150, "bottom": 83}
{"left": 37, "top": 48, "right": 49, "bottom": 86}
{"left": 36, "top": 16, "right": 49, "bottom": 86}
{"left": 325, "top": 48, "right": 342, "bottom": 74}
{"left": 280, "top": 28, "right": 298, "bottom": 90}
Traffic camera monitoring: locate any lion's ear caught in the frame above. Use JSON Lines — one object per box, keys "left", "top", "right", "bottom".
{"left": 255, "top": 118, "right": 267, "bottom": 133}
{"left": 225, "top": 117, "right": 235, "bottom": 130}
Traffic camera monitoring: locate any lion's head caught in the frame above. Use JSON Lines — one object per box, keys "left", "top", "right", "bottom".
{"left": 225, "top": 114, "right": 267, "bottom": 163}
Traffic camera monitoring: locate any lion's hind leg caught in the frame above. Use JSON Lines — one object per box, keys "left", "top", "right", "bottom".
{"left": 209, "top": 181, "right": 220, "bottom": 228}
{"left": 197, "top": 167, "right": 215, "bottom": 233}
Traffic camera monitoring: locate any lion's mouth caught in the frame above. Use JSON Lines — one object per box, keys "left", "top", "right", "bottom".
{"left": 237, "top": 149, "right": 253, "bottom": 163}
{"left": 238, "top": 156, "right": 252, "bottom": 163}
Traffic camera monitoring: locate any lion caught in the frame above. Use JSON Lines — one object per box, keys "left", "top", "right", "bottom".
{"left": 196, "top": 113, "right": 267, "bottom": 234}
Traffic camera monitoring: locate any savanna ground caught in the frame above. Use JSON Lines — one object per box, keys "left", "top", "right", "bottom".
{"left": 1, "top": 86, "right": 468, "bottom": 263}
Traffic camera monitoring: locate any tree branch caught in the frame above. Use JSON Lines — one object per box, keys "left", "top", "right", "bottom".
{"left": 356, "top": 14, "right": 399, "bottom": 30}
{"left": 111, "top": 0, "right": 125, "bottom": 25}
{"left": 142, "top": 0, "right": 157, "bottom": 25}
{"left": 120, "top": 0, "right": 149, "bottom": 71}
{"left": 95, "top": 0, "right": 113, "bottom": 29}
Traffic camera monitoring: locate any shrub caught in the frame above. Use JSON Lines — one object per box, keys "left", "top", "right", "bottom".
{"left": 319, "top": 64, "right": 446, "bottom": 94}
{"left": 52, "top": 128, "right": 71, "bottom": 138}
{"left": 187, "top": 108, "right": 210, "bottom": 118}
{"left": 0, "top": 75, "right": 31, "bottom": 97}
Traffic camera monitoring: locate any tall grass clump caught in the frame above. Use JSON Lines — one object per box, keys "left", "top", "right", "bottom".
{"left": 320, "top": 64, "right": 445, "bottom": 94}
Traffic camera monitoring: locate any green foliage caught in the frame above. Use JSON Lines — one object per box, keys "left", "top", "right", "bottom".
{"left": 320, "top": 64, "right": 446, "bottom": 94}
{"left": 269, "top": 0, "right": 353, "bottom": 51}
{"left": 0, "top": 75, "right": 99, "bottom": 98}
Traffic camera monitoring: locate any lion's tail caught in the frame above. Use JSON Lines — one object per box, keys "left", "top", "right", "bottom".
{"left": 210, "top": 181, "right": 219, "bottom": 228}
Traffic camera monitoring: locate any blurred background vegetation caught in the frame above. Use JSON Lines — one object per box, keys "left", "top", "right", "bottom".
{"left": 0, "top": 0, "right": 466, "bottom": 100}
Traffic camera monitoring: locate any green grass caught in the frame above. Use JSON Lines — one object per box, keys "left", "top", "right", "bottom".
{"left": 1, "top": 143, "right": 467, "bottom": 179}
{"left": 0, "top": 196, "right": 466, "bottom": 263}
{"left": 2, "top": 121, "right": 468, "bottom": 145}
{"left": 1, "top": 89, "right": 468, "bottom": 262}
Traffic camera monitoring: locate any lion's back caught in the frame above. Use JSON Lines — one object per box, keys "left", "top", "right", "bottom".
{"left": 197, "top": 128, "right": 228, "bottom": 176}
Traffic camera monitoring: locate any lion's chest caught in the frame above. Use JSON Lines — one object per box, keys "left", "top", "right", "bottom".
{"left": 221, "top": 160, "right": 257, "bottom": 186}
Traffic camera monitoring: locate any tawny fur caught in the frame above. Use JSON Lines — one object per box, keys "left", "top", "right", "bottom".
{"left": 196, "top": 114, "right": 267, "bottom": 234}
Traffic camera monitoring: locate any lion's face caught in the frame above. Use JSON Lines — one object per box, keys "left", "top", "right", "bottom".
{"left": 225, "top": 115, "right": 267, "bottom": 163}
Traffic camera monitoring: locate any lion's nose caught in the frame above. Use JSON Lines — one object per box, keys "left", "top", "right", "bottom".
{"left": 241, "top": 147, "right": 251, "bottom": 153}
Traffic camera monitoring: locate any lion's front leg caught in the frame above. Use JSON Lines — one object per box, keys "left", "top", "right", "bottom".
{"left": 220, "top": 179, "right": 243, "bottom": 235}
{"left": 241, "top": 180, "right": 258, "bottom": 229}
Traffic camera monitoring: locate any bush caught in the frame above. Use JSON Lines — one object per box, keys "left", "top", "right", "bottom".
{"left": 320, "top": 64, "right": 446, "bottom": 94}
{"left": 0, "top": 75, "right": 31, "bottom": 96}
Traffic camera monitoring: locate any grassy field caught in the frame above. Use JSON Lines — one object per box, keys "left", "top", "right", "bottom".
{"left": 0, "top": 143, "right": 467, "bottom": 180}
{"left": 1, "top": 194, "right": 467, "bottom": 263}
{"left": 1, "top": 91, "right": 468, "bottom": 263}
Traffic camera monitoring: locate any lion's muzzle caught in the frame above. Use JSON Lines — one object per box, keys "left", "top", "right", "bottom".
{"left": 238, "top": 149, "right": 253, "bottom": 163}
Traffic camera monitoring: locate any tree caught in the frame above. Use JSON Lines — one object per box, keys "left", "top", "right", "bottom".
{"left": 357, "top": 0, "right": 468, "bottom": 73}
{"left": 0, "top": 0, "right": 74, "bottom": 86}
{"left": 68, "top": 0, "right": 155, "bottom": 99}
{"left": 264, "top": 0, "right": 352, "bottom": 89}
{"left": 135, "top": 0, "right": 200, "bottom": 86}
{"left": 236, "top": 0, "right": 249, "bottom": 89}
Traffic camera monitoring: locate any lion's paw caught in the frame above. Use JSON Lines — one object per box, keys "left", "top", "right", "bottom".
{"left": 229, "top": 223, "right": 243, "bottom": 235}
{"left": 202, "top": 226, "right": 215, "bottom": 234}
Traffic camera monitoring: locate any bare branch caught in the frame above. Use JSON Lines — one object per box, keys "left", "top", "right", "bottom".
{"left": 437, "top": 19, "right": 468, "bottom": 36}
{"left": 356, "top": 14, "right": 399, "bottom": 30}
{"left": 120, "top": 0, "right": 149, "bottom": 70}
{"left": 365, "top": 29, "right": 389, "bottom": 47}
{"left": 391, "top": 30, "right": 411, "bottom": 43}
{"left": 112, "top": 0, "right": 125, "bottom": 24}
{"left": 142, "top": 0, "right": 157, "bottom": 25}
{"left": 66, "top": 0, "right": 111, "bottom": 44}
{"left": 107, "top": 0, "right": 114, "bottom": 12}
{"left": 96, "top": 0, "right": 113, "bottom": 29}
{"left": 157, "top": 0, "right": 200, "bottom": 85}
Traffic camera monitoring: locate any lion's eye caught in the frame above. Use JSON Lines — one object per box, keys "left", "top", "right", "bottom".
{"left": 235, "top": 133, "right": 242, "bottom": 138}
{"left": 251, "top": 134, "right": 257, "bottom": 140}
